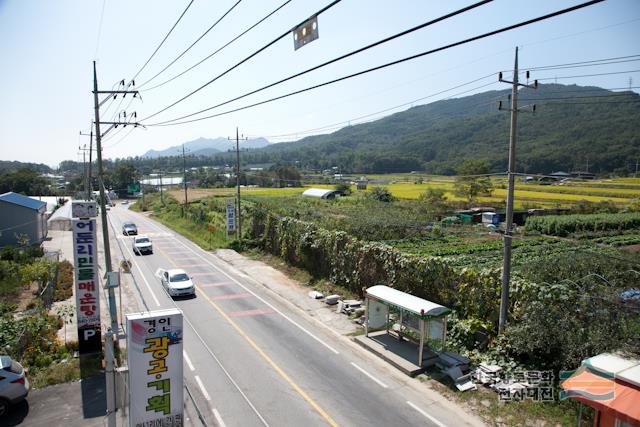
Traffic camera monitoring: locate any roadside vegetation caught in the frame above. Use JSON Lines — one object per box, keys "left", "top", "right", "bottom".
{"left": 0, "top": 244, "right": 95, "bottom": 389}
{"left": 136, "top": 175, "right": 640, "bottom": 426}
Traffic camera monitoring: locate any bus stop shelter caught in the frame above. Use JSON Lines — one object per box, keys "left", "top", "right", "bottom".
{"left": 363, "top": 285, "right": 450, "bottom": 369}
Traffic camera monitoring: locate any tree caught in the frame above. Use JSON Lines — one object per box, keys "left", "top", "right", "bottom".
{"left": 367, "top": 187, "right": 395, "bottom": 202}
{"left": 0, "top": 168, "right": 49, "bottom": 195}
{"left": 418, "top": 187, "right": 449, "bottom": 216}
{"left": 454, "top": 159, "right": 493, "bottom": 202}
{"left": 334, "top": 182, "right": 352, "bottom": 196}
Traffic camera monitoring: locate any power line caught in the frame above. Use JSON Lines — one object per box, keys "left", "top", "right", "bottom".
{"left": 93, "top": 0, "right": 107, "bottom": 59}
{"left": 131, "top": 0, "right": 195, "bottom": 82}
{"left": 142, "top": 0, "right": 294, "bottom": 92}
{"left": 518, "top": 92, "right": 639, "bottom": 102}
{"left": 137, "top": 0, "right": 244, "bottom": 89}
{"left": 140, "top": 0, "right": 345, "bottom": 122}
{"left": 520, "top": 54, "right": 640, "bottom": 72}
{"left": 537, "top": 69, "right": 640, "bottom": 81}
{"left": 142, "top": 0, "right": 493, "bottom": 124}
{"left": 259, "top": 63, "right": 640, "bottom": 141}
{"left": 146, "top": 0, "right": 606, "bottom": 127}
{"left": 260, "top": 79, "right": 500, "bottom": 140}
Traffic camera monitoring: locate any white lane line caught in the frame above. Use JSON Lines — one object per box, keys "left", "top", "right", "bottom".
{"left": 183, "top": 351, "right": 195, "bottom": 372}
{"left": 194, "top": 375, "right": 211, "bottom": 401}
{"left": 350, "top": 362, "right": 388, "bottom": 388}
{"left": 117, "top": 211, "right": 270, "bottom": 426}
{"left": 212, "top": 408, "right": 227, "bottom": 427}
{"left": 183, "top": 316, "right": 270, "bottom": 426}
{"left": 407, "top": 401, "right": 449, "bottom": 427}
{"left": 107, "top": 213, "right": 161, "bottom": 307}
{"left": 140, "top": 217, "right": 340, "bottom": 355}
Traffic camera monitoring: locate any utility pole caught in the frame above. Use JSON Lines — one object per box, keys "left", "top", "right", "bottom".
{"left": 159, "top": 171, "right": 164, "bottom": 205}
{"left": 497, "top": 47, "right": 537, "bottom": 334}
{"left": 92, "top": 61, "right": 140, "bottom": 427}
{"left": 78, "top": 145, "right": 88, "bottom": 199}
{"left": 79, "top": 126, "right": 94, "bottom": 201}
{"left": 229, "top": 128, "right": 247, "bottom": 241}
{"left": 182, "top": 144, "right": 188, "bottom": 216}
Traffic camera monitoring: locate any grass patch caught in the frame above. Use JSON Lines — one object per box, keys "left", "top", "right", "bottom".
{"left": 29, "top": 353, "right": 103, "bottom": 388}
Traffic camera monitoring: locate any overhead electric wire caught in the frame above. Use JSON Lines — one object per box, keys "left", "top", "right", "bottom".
{"left": 520, "top": 54, "right": 640, "bottom": 72}
{"left": 146, "top": 0, "right": 605, "bottom": 127}
{"left": 519, "top": 92, "right": 639, "bottom": 102}
{"left": 93, "top": 0, "right": 107, "bottom": 59}
{"left": 142, "top": 0, "right": 294, "bottom": 92}
{"left": 262, "top": 78, "right": 500, "bottom": 140}
{"left": 131, "top": 0, "right": 195, "bottom": 82}
{"left": 260, "top": 61, "right": 640, "bottom": 140}
{"left": 103, "top": 127, "right": 137, "bottom": 150}
{"left": 137, "top": 0, "right": 244, "bottom": 89}
{"left": 140, "top": 0, "right": 345, "bottom": 122}
{"left": 142, "top": 0, "right": 493, "bottom": 123}
{"left": 537, "top": 69, "right": 640, "bottom": 81}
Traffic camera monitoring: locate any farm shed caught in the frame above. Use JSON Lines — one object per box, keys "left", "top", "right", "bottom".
{"left": 302, "top": 188, "right": 342, "bottom": 199}
{"left": 48, "top": 200, "right": 73, "bottom": 231}
{"left": 0, "top": 192, "right": 48, "bottom": 247}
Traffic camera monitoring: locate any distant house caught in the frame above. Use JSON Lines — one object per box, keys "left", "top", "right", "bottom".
{"left": 549, "top": 171, "right": 571, "bottom": 181}
{"left": 0, "top": 192, "right": 48, "bottom": 247}
{"left": 302, "top": 188, "right": 342, "bottom": 199}
{"left": 356, "top": 177, "right": 368, "bottom": 190}
{"left": 570, "top": 171, "right": 596, "bottom": 180}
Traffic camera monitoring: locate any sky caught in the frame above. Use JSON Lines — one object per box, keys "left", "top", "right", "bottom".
{"left": 0, "top": 0, "right": 638, "bottom": 168}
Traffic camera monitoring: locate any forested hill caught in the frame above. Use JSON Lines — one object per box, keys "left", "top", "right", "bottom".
{"left": 242, "top": 83, "right": 640, "bottom": 175}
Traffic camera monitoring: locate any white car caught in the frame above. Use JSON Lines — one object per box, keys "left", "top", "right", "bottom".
{"left": 0, "top": 356, "right": 29, "bottom": 416}
{"left": 132, "top": 235, "right": 153, "bottom": 255}
{"left": 158, "top": 268, "right": 195, "bottom": 297}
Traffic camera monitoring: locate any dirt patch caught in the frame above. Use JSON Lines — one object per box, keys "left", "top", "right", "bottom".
{"left": 623, "top": 244, "right": 640, "bottom": 253}
{"left": 16, "top": 282, "right": 39, "bottom": 311}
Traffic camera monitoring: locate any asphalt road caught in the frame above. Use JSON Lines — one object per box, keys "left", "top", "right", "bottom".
{"left": 107, "top": 203, "right": 485, "bottom": 427}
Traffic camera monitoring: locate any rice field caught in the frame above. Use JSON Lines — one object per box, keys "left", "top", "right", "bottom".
{"left": 170, "top": 176, "right": 640, "bottom": 207}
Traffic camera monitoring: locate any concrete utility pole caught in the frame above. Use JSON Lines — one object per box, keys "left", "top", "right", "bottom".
{"left": 229, "top": 128, "right": 247, "bottom": 240}
{"left": 79, "top": 127, "right": 94, "bottom": 201}
{"left": 497, "top": 47, "right": 537, "bottom": 334}
{"left": 182, "top": 144, "right": 188, "bottom": 216}
{"left": 92, "top": 61, "right": 140, "bottom": 427}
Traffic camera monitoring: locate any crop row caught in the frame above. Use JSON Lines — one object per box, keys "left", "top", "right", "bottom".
{"left": 525, "top": 212, "right": 640, "bottom": 236}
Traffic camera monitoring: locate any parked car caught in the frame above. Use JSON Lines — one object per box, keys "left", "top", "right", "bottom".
{"left": 132, "top": 235, "right": 153, "bottom": 255}
{"left": 122, "top": 222, "right": 138, "bottom": 236}
{"left": 0, "top": 355, "right": 29, "bottom": 416}
{"left": 121, "top": 200, "right": 129, "bottom": 205}
{"left": 157, "top": 268, "right": 195, "bottom": 297}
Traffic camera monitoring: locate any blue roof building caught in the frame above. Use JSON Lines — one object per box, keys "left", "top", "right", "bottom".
{"left": 0, "top": 192, "right": 48, "bottom": 247}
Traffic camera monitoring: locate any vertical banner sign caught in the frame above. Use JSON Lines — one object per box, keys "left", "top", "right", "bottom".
{"left": 127, "top": 309, "right": 184, "bottom": 427}
{"left": 226, "top": 198, "right": 236, "bottom": 232}
{"left": 72, "top": 219, "right": 102, "bottom": 353}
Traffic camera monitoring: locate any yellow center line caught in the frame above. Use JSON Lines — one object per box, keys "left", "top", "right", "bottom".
{"left": 154, "top": 243, "right": 339, "bottom": 427}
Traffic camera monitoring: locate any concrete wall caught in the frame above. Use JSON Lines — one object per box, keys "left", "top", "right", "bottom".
{"left": 0, "top": 201, "right": 47, "bottom": 247}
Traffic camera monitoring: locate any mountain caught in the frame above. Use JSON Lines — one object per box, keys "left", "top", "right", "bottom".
{"left": 141, "top": 137, "right": 270, "bottom": 158}
{"left": 237, "top": 83, "right": 640, "bottom": 175}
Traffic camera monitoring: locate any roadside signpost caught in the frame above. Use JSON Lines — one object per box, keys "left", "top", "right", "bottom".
{"left": 126, "top": 309, "right": 184, "bottom": 427}
{"left": 71, "top": 201, "right": 101, "bottom": 354}
{"left": 226, "top": 198, "right": 235, "bottom": 239}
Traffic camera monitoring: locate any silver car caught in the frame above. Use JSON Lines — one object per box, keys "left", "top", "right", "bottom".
{"left": 0, "top": 355, "right": 29, "bottom": 416}
{"left": 132, "top": 235, "right": 153, "bottom": 255}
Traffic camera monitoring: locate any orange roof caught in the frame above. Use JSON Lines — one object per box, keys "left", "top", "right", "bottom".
{"left": 562, "top": 368, "right": 640, "bottom": 424}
